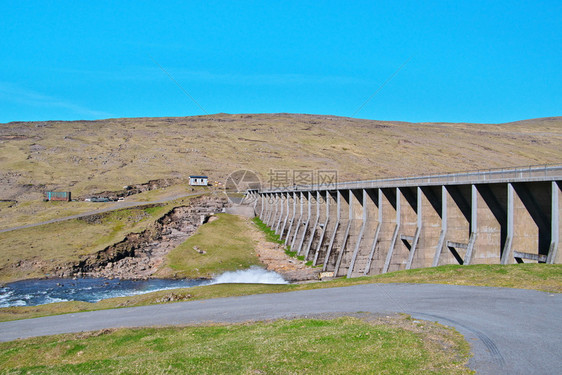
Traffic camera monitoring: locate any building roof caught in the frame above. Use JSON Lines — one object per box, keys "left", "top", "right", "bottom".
{"left": 190, "top": 175, "right": 208, "bottom": 178}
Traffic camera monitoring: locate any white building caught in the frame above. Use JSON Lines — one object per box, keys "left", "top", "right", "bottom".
{"left": 189, "top": 175, "right": 208, "bottom": 186}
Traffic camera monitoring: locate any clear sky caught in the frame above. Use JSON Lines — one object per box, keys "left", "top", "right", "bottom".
{"left": 1, "top": 1, "right": 560, "bottom": 124}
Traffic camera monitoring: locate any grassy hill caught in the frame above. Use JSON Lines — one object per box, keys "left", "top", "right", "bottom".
{"left": 1, "top": 113, "right": 561, "bottom": 223}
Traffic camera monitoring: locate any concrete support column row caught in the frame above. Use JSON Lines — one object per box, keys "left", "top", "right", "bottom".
{"left": 255, "top": 179, "right": 561, "bottom": 277}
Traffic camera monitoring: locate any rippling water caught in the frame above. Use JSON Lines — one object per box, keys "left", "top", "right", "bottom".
{"left": 0, "top": 267, "right": 287, "bottom": 308}
{"left": 0, "top": 278, "right": 208, "bottom": 307}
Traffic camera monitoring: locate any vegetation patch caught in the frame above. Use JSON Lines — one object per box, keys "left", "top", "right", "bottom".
{"left": 0, "top": 315, "right": 473, "bottom": 374}
{"left": 252, "top": 216, "right": 285, "bottom": 245}
{"left": 159, "top": 213, "right": 262, "bottom": 279}
{"left": 366, "top": 263, "right": 562, "bottom": 292}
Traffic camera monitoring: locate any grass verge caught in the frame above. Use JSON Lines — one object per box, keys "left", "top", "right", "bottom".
{"left": 1, "top": 263, "right": 559, "bottom": 322}
{"left": 0, "top": 315, "right": 472, "bottom": 374}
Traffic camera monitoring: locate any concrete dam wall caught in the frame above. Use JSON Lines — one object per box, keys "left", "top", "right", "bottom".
{"left": 249, "top": 165, "right": 562, "bottom": 277}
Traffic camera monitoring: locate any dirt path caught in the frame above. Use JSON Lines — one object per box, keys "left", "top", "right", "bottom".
{"left": 246, "top": 219, "right": 321, "bottom": 282}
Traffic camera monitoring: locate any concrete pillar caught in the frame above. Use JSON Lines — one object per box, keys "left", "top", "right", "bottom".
{"left": 364, "top": 188, "right": 383, "bottom": 275}
{"left": 260, "top": 194, "right": 265, "bottom": 218}
{"left": 313, "top": 191, "right": 332, "bottom": 266}
{"left": 439, "top": 185, "right": 471, "bottom": 266}
{"left": 279, "top": 192, "right": 291, "bottom": 240}
{"left": 303, "top": 191, "right": 320, "bottom": 260}
{"left": 511, "top": 184, "right": 538, "bottom": 263}
{"left": 501, "top": 183, "right": 514, "bottom": 264}
{"left": 405, "top": 187, "right": 423, "bottom": 270}
{"left": 290, "top": 192, "right": 305, "bottom": 251}
{"left": 383, "top": 187, "right": 402, "bottom": 273}
{"left": 335, "top": 189, "right": 363, "bottom": 276}
{"left": 296, "top": 191, "right": 313, "bottom": 255}
{"left": 463, "top": 185, "right": 478, "bottom": 265}
{"left": 272, "top": 193, "right": 282, "bottom": 228}
{"left": 323, "top": 190, "right": 344, "bottom": 271}
{"left": 470, "top": 184, "right": 499, "bottom": 264}
{"left": 369, "top": 188, "right": 398, "bottom": 274}
{"left": 266, "top": 193, "right": 278, "bottom": 227}
{"left": 280, "top": 192, "right": 293, "bottom": 241}
{"left": 347, "top": 189, "right": 369, "bottom": 277}
{"left": 315, "top": 191, "right": 339, "bottom": 269}
{"left": 284, "top": 192, "right": 298, "bottom": 245}
{"left": 250, "top": 191, "right": 261, "bottom": 216}
{"left": 547, "top": 181, "right": 560, "bottom": 263}
{"left": 409, "top": 185, "right": 442, "bottom": 270}
{"left": 433, "top": 186, "right": 448, "bottom": 267}
{"left": 265, "top": 193, "right": 272, "bottom": 226}
{"left": 274, "top": 192, "right": 284, "bottom": 234}
{"left": 264, "top": 193, "right": 274, "bottom": 225}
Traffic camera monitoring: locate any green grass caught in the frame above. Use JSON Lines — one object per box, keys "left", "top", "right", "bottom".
{"left": 1, "top": 263, "right": 559, "bottom": 323}
{"left": 252, "top": 216, "right": 285, "bottom": 245}
{"left": 0, "top": 316, "right": 473, "bottom": 374}
{"left": 158, "top": 213, "right": 262, "bottom": 278}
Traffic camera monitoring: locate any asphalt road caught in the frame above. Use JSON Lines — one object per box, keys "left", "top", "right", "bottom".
{"left": 1, "top": 283, "right": 560, "bottom": 374}
{"left": 0, "top": 192, "right": 202, "bottom": 233}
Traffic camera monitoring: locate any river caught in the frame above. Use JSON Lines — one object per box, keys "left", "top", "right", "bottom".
{"left": 0, "top": 268, "right": 287, "bottom": 308}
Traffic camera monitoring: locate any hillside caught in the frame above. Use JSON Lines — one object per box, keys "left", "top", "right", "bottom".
{"left": 1, "top": 113, "right": 560, "bottom": 208}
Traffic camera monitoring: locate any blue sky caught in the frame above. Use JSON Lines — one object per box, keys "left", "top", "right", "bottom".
{"left": 1, "top": 1, "right": 560, "bottom": 124}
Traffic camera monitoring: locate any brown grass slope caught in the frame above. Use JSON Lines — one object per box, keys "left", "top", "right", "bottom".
{"left": 1, "top": 113, "right": 560, "bottom": 203}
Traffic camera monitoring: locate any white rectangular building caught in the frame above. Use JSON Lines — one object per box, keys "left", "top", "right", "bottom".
{"left": 189, "top": 175, "right": 208, "bottom": 186}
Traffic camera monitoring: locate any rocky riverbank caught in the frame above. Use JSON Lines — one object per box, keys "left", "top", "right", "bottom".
{"left": 56, "top": 195, "right": 227, "bottom": 279}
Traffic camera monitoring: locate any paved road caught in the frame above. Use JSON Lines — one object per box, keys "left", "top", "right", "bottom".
{"left": 1, "top": 283, "right": 560, "bottom": 374}
{"left": 0, "top": 192, "right": 203, "bottom": 233}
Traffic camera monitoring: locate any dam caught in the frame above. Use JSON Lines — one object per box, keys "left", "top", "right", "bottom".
{"left": 247, "top": 165, "right": 562, "bottom": 277}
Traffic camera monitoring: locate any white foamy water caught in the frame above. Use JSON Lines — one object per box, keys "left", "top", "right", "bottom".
{"left": 210, "top": 267, "right": 288, "bottom": 285}
{"left": 43, "top": 296, "right": 69, "bottom": 304}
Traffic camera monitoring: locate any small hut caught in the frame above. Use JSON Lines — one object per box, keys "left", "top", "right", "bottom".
{"left": 189, "top": 175, "right": 208, "bottom": 186}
